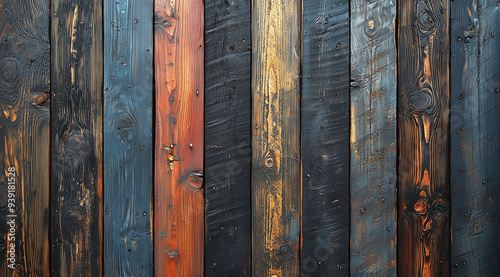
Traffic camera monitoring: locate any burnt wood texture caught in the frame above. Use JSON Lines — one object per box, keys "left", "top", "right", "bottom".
{"left": 301, "top": 0, "right": 350, "bottom": 275}
{"left": 350, "top": 0, "right": 397, "bottom": 275}
{"left": 103, "top": 0, "right": 153, "bottom": 276}
{"left": 154, "top": 0, "right": 204, "bottom": 275}
{"left": 450, "top": 0, "right": 500, "bottom": 275}
{"left": 398, "top": 0, "right": 451, "bottom": 276}
{"left": 50, "top": 0, "right": 103, "bottom": 276}
{"left": 252, "top": 0, "right": 301, "bottom": 275}
{"left": 204, "top": 0, "right": 252, "bottom": 275}
{"left": 0, "top": 0, "right": 50, "bottom": 275}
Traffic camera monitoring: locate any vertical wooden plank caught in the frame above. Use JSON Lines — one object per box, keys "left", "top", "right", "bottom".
{"left": 103, "top": 0, "right": 153, "bottom": 275}
{"left": 252, "top": 0, "right": 300, "bottom": 275}
{"left": 0, "top": 0, "right": 50, "bottom": 275}
{"left": 204, "top": 0, "right": 252, "bottom": 274}
{"left": 398, "top": 0, "right": 451, "bottom": 275}
{"left": 350, "top": 0, "right": 397, "bottom": 275}
{"left": 154, "top": 0, "right": 204, "bottom": 275}
{"left": 300, "top": 0, "right": 349, "bottom": 275}
{"left": 450, "top": 0, "right": 500, "bottom": 275}
{"left": 50, "top": 0, "right": 103, "bottom": 276}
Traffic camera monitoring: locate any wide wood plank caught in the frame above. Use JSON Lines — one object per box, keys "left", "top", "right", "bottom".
{"left": 398, "top": 0, "right": 451, "bottom": 275}
{"left": 0, "top": 0, "right": 50, "bottom": 275}
{"left": 450, "top": 0, "right": 500, "bottom": 275}
{"left": 300, "top": 0, "right": 350, "bottom": 275}
{"left": 103, "top": 0, "right": 153, "bottom": 275}
{"left": 204, "top": 0, "right": 252, "bottom": 275}
{"left": 252, "top": 0, "right": 301, "bottom": 275}
{"left": 154, "top": 0, "right": 204, "bottom": 275}
{"left": 350, "top": 0, "right": 397, "bottom": 275}
{"left": 50, "top": 0, "right": 103, "bottom": 276}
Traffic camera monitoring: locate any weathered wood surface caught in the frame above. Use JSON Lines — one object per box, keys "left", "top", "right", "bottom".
{"left": 204, "top": 0, "right": 252, "bottom": 275}
{"left": 0, "top": 0, "right": 50, "bottom": 275}
{"left": 398, "top": 0, "right": 450, "bottom": 275}
{"left": 103, "top": 0, "right": 153, "bottom": 276}
{"left": 350, "top": 0, "right": 397, "bottom": 275}
{"left": 301, "top": 0, "right": 350, "bottom": 275}
{"left": 154, "top": 0, "right": 204, "bottom": 275}
{"left": 50, "top": 0, "right": 103, "bottom": 276}
{"left": 450, "top": 0, "right": 500, "bottom": 275}
{"left": 252, "top": 0, "right": 301, "bottom": 275}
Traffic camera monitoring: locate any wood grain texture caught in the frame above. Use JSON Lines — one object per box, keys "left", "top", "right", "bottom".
{"left": 450, "top": 0, "right": 500, "bottom": 275}
{"left": 103, "top": 0, "right": 153, "bottom": 276}
{"left": 154, "top": 0, "right": 204, "bottom": 275}
{"left": 204, "top": 0, "right": 252, "bottom": 275}
{"left": 300, "top": 0, "right": 349, "bottom": 275}
{"left": 50, "top": 0, "right": 103, "bottom": 276}
{"left": 398, "top": 0, "right": 450, "bottom": 275}
{"left": 252, "top": 0, "right": 300, "bottom": 275}
{"left": 349, "top": 0, "right": 397, "bottom": 276}
{"left": 0, "top": 0, "right": 50, "bottom": 275}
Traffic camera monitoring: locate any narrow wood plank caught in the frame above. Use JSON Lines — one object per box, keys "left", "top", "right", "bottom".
{"left": 300, "top": 0, "right": 349, "bottom": 275}
{"left": 50, "top": 0, "right": 103, "bottom": 276}
{"left": 154, "top": 0, "right": 204, "bottom": 275}
{"left": 450, "top": 0, "right": 500, "bottom": 275}
{"left": 204, "top": 0, "right": 252, "bottom": 275}
{"left": 103, "top": 0, "right": 153, "bottom": 275}
{"left": 0, "top": 0, "right": 50, "bottom": 275}
{"left": 252, "top": 0, "right": 300, "bottom": 275}
{"left": 350, "top": 0, "right": 397, "bottom": 275}
{"left": 398, "top": 0, "right": 451, "bottom": 275}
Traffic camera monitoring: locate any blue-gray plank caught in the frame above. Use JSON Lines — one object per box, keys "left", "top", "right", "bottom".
{"left": 103, "top": 0, "right": 153, "bottom": 275}
{"left": 451, "top": 0, "right": 500, "bottom": 275}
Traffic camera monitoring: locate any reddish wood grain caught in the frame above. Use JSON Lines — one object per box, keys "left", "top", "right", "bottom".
{"left": 154, "top": 0, "right": 204, "bottom": 276}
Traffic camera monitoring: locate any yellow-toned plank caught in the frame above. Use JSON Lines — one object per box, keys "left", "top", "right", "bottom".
{"left": 251, "top": 0, "right": 301, "bottom": 275}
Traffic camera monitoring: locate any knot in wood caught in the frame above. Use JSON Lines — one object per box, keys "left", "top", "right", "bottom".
{"left": 408, "top": 87, "right": 435, "bottom": 114}
{"left": 417, "top": 4, "right": 438, "bottom": 37}
{"left": 0, "top": 58, "right": 21, "bottom": 104}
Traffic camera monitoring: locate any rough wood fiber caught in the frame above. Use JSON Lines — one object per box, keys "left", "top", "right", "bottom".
{"left": 301, "top": 0, "right": 350, "bottom": 275}
{"left": 205, "top": 0, "right": 252, "bottom": 275}
{"left": 350, "top": 0, "right": 397, "bottom": 276}
{"left": 398, "top": 0, "right": 450, "bottom": 275}
{"left": 0, "top": 0, "right": 50, "bottom": 275}
{"left": 103, "top": 0, "right": 153, "bottom": 276}
{"left": 450, "top": 0, "right": 500, "bottom": 275}
{"left": 50, "top": 0, "right": 103, "bottom": 276}
{"left": 154, "top": 0, "right": 204, "bottom": 275}
{"left": 252, "top": 0, "right": 301, "bottom": 275}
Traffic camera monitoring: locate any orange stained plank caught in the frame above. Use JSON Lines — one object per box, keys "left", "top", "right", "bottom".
{"left": 154, "top": 0, "right": 204, "bottom": 276}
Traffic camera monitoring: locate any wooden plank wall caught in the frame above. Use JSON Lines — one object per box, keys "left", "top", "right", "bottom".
{"left": 154, "top": 0, "right": 204, "bottom": 275}
{"left": 251, "top": 0, "right": 301, "bottom": 275}
{"left": 50, "top": 0, "right": 103, "bottom": 276}
{"left": 103, "top": 0, "right": 153, "bottom": 275}
{"left": 398, "top": 0, "right": 451, "bottom": 276}
{"left": 301, "top": 0, "right": 350, "bottom": 275}
{"left": 0, "top": 0, "right": 50, "bottom": 275}
{"left": 1, "top": 0, "right": 500, "bottom": 276}
{"left": 451, "top": 0, "right": 500, "bottom": 275}
{"left": 350, "top": 0, "right": 397, "bottom": 275}
{"left": 204, "top": 0, "right": 252, "bottom": 274}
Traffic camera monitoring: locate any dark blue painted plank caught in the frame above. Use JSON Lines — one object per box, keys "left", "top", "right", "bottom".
{"left": 301, "top": 0, "right": 350, "bottom": 275}
{"left": 103, "top": 0, "right": 153, "bottom": 275}
{"left": 451, "top": 0, "right": 500, "bottom": 275}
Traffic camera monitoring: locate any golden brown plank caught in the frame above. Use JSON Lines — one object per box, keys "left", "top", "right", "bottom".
{"left": 251, "top": 0, "right": 301, "bottom": 275}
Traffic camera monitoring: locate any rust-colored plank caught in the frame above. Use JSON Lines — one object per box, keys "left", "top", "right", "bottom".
{"left": 450, "top": 0, "right": 500, "bottom": 275}
{"left": 0, "top": 0, "right": 50, "bottom": 275}
{"left": 50, "top": 0, "right": 103, "bottom": 276}
{"left": 154, "top": 0, "right": 204, "bottom": 275}
{"left": 350, "top": 0, "right": 397, "bottom": 275}
{"left": 251, "top": 0, "right": 301, "bottom": 275}
{"left": 397, "top": 0, "right": 451, "bottom": 275}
